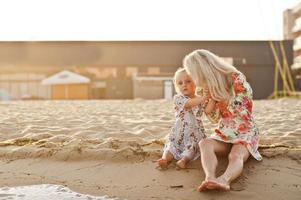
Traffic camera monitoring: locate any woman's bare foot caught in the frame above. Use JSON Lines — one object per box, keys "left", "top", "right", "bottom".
{"left": 197, "top": 177, "right": 217, "bottom": 192}
{"left": 197, "top": 180, "right": 209, "bottom": 192}
{"left": 206, "top": 177, "right": 230, "bottom": 191}
{"left": 157, "top": 158, "right": 168, "bottom": 169}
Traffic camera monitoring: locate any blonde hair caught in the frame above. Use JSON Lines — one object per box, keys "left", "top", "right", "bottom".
{"left": 183, "top": 49, "right": 239, "bottom": 101}
{"left": 173, "top": 68, "right": 190, "bottom": 94}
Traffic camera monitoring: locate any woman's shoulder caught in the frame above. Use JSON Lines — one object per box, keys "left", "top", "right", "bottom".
{"left": 231, "top": 71, "right": 246, "bottom": 82}
{"left": 231, "top": 71, "right": 252, "bottom": 95}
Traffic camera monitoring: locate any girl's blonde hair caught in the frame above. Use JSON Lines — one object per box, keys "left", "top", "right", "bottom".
{"left": 183, "top": 49, "right": 239, "bottom": 101}
{"left": 173, "top": 68, "right": 188, "bottom": 94}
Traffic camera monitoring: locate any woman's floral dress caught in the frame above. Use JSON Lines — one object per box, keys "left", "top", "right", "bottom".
{"left": 206, "top": 72, "right": 262, "bottom": 161}
{"left": 164, "top": 94, "right": 206, "bottom": 160}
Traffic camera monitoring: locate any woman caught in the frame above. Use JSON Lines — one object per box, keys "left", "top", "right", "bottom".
{"left": 183, "top": 49, "right": 262, "bottom": 191}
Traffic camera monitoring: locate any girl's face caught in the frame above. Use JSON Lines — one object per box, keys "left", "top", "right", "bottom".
{"left": 175, "top": 72, "right": 196, "bottom": 97}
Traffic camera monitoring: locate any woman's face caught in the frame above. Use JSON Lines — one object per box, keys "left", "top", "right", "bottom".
{"left": 175, "top": 72, "right": 196, "bottom": 97}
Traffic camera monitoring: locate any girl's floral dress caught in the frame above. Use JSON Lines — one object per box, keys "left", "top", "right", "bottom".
{"left": 164, "top": 94, "right": 206, "bottom": 160}
{"left": 206, "top": 72, "right": 262, "bottom": 161}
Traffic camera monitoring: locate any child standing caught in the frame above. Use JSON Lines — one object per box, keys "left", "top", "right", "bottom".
{"left": 158, "top": 68, "right": 207, "bottom": 169}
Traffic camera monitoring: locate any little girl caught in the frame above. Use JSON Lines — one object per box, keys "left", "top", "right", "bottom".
{"left": 158, "top": 68, "right": 207, "bottom": 169}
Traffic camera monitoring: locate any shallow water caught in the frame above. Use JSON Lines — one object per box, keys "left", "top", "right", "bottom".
{"left": 0, "top": 184, "right": 119, "bottom": 200}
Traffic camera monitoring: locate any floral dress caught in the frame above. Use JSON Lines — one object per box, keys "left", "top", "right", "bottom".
{"left": 206, "top": 72, "right": 262, "bottom": 161}
{"left": 164, "top": 94, "right": 206, "bottom": 160}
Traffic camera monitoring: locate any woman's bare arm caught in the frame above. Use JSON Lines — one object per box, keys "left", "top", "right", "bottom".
{"left": 204, "top": 98, "right": 216, "bottom": 114}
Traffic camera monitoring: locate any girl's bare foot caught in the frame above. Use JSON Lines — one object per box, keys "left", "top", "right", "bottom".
{"left": 157, "top": 158, "right": 168, "bottom": 169}
{"left": 176, "top": 157, "right": 191, "bottom": 170}
{"left": 176, "top": 159, "right": 187, "bottom": 169}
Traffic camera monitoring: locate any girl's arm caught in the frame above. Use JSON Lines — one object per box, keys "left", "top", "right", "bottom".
{"left": 184, "top": 95, "right": 206, "bottom": 110}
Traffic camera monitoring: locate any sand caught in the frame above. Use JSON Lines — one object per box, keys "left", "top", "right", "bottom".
{"left": 0, "top": 99, "right": 300, "bottom": 200}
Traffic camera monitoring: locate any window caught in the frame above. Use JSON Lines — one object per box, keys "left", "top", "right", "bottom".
{"left": 147, "top": 67, "right": 160, "bottom": 75}
{"left": 126, "top": 67, "right": 138, "bottom": 77}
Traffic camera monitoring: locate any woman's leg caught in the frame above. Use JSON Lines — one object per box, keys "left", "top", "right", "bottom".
{"left": 214, "top": 144, "right": 250, "bottom": 190}
{"left": 198, "top": 138, "right": 231, "bottom": 191}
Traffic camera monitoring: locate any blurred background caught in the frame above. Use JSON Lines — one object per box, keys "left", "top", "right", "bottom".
{"left": 0, "top": 0, "right": 300, "bottom": 100}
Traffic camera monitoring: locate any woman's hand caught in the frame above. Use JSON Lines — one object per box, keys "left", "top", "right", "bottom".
{"left": 201, "top": 87, "right": 217, "bottom": 114}
{"left": 202, "top": 87, "right": 210, "bottom": 100}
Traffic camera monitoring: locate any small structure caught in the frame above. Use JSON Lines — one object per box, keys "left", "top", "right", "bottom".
{"left": 41, "top": 70, "right": 90, "bottom": 100}
{"left": 284, "top": 2, "right": 301, "bottom": 91}
{"left": 133, "top": 73, "right": 174, "bottom": 99}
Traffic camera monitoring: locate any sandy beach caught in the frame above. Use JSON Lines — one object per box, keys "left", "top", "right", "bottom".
{"left": 0, "top": 99, "right": 300, "bottom": 199}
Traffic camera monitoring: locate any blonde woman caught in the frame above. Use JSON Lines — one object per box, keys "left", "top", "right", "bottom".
{"left": 158, "top": 68, "right": 207, "bottom": 169}
{"left": 183, "top": 49, "right": 262, "bottom": 191}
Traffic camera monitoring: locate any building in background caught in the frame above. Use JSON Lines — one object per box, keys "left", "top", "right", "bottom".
{"left": 42, "top": 70, "right": 90, "bottom": 100}
{"left": 284, "top": 2, "right": 301, "bottom": 88}
{"left": 133, "top": 73, "right": 174, "bottom": 100}
{"left": 0, "top": 41, "right": 293, "bottom": 100}
{"left": 0, "top": 72, "right": 50, "bottom": 100}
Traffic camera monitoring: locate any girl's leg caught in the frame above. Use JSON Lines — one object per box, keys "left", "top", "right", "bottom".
{"left": 176, "top": 147, "right": 196, "bottom": 169}
{"left": 158, "top": 150, "right": 174, "bottom": 169}
{"left": 198, "top": 138, "right": 231, "bottom": 191}
{"left": 213, "top": 144, "right": 250, "bottom": 190}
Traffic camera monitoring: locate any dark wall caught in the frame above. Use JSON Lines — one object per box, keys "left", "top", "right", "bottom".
{"left": 0, "top": 41, "right": 293, "bottom": 67}
{"left": 238, "top": 65, "right": 275, "bottom": 99}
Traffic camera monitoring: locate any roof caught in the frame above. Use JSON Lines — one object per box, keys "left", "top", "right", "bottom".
{"left": 133, "top": 72, "right": 173, "bottom": 81}
{"left": 41, "top": 70, "right": 90, "bottom": 85}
